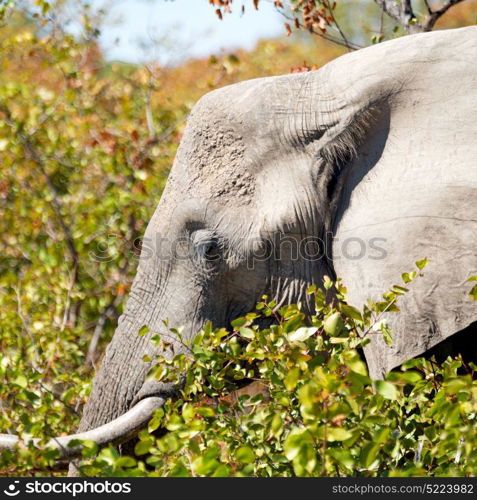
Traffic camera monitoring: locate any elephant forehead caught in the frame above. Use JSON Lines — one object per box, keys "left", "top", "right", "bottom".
{"left": 178, "top": 114, "right": 257, "bottom": 205}
{"left": 171, "top": 77, "right": 296, "bottom": 204}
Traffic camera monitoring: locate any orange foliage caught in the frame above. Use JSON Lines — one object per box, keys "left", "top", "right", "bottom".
{"left": 154, "top": 38, "right": 344, "bottom": 112}
{"left": 435, "top": 0, "right": 477, "bottom": 29}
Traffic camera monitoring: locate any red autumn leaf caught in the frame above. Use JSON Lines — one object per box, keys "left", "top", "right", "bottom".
{"left": 290, "top": 60, "right": 317, "bottom": 73}
{"left": 130, "top": 130, "right": 139, "bottom": 142}
{"left": 115, "top": 284, "right": 128, "bottom": 297}
{"left": 316, "top": 15, "right": 327, "bottom": 31}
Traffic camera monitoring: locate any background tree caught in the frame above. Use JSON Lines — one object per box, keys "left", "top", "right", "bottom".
{"left": 209, "top": 0, "right": 476, "bottom": 50}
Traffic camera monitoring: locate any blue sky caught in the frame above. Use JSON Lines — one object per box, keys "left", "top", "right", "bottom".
{"left": 95, "top": 0, "right": 285, "bottom": 64}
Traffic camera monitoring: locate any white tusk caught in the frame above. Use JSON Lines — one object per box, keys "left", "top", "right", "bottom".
{"left": 0, "top": 396, "right": 164, "bottom": 458}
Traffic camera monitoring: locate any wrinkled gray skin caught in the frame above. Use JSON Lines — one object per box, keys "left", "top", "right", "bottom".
{"left": 78, "top": 27, "right": 477, "bottom": 435}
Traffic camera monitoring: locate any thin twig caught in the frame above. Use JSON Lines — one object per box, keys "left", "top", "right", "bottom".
{"left": 0, "top": 106, "right": 80, "bottom": 288}
{"left": 275, "top": 6, "right": 363, "bottom": 50}
{"left": 374, "top": 0, "right": 423, "bottom": 33}
{"left": 86, "top": 210, "right": 138, "bottom": 366}
{"left": 86, "top": 301, "right": 118, "bottom": 367}
{"left": 422, "top": 0, "right": 465, "bottom": 31}
{"left": 144, "top": 65, "right": 158, "bottom": 141}
{"left": 423, "top": 0, "right": 433, "bottom": 15}
{"left": 14, "top": 287, "right": 42, "bottom": 372}
{"left": 361, "top": 298, "right": 397, "bottom": 338}
{"left": 36, "top": 381, "right": 80, "bottom": 417}
{"left": 60, "top": 264, "right": 78, "bottom": 332}
{"left": 379, "top": 7, "right": 385, "bottom": 39}
{"left": 323, "top": 0, "right": 353, "bottom": 51}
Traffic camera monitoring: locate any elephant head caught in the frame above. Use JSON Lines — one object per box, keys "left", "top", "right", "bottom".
{"left": 1, "top": 26, "right": 476, "bottom": 455}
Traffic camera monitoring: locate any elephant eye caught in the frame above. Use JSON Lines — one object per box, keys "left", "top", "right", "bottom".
{"left": 203, "top": 239, "right": 220, "bottom": 261}
{"left": 191, "top": 230, "right": 221, "bottom": 263}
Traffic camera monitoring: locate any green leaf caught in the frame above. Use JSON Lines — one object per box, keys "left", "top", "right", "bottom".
{"left": 387, "top": 370, "right": 422, "bottom": 384}
{"left": 270, "top": 413, "right": 283, "bottom": 436}
{"left": 231, "top": 317, "right": 248, "bottom": 328}
{"left": 284, "top": 367, "right": 301, "bottom": 391}
{"left": 287, "top": 327, "right": 317, "bottom": 342}
{"left": 328, "top": 449, "right": 354, "bottom": 471}
{"left": 14, "top": 375, "right": 28, "bottom": 388}
{"left": 329, "top": 337, "right": 347, "bottom": 344}
{"left": 374, "top": 380, "right": 399, "bottom": 400}
{"left": 115, "top": 456, "right": 136, "bottom": 467}
{"left": 69, "top": 439, "right": 98, "bottom": 458}
{"left": 382, "top": 328, "right": 393, "bottom": 346}
{"left": 235, "top": 446, "right": 255, "bottom": 464}
{"left": 239, "top": 327, "right": 255, "bottom": 339}
{"left": 372, "top": 320, "right": 393, "bottom": 346}
{"left": 392, "top": 285, "right": 409, "bottom": 295}
{"left": 323, "top": 275, "right": 333, "bottom": 290}
{"left": 327, "top": 427, "right": 353, "bottom": 442}
{"left": 138, "top": 325, "right": 149, "bottom": 337}
{"left": 415, "top": 258, "right": 429, "bottom": 270}
{"left": 135, "top": 437, "right": 154, "bottom": 455}
{"left": 283, "top": 312, "right": 306, "bottom": 332}
{"left": 323, "top": 312, "right": 344, "bottom": 335}
{"left": 283, "top": 429, "right": 313, "bottom": 461}
{"left": 402, "top": 271, "right": 417, "bottom": 284}
{"left": 196, "top": 406, "right": 215, "bottom": 417}
{"left": 340, "top": 304, "right": 362, "bottom": 322}
{"left": 360, "top": 441, "right": 380, "bottom": 468}
{"left": 148, "top": 408, "right": 164, "bottom": 432}
{"left": 374, "top": 428, "right": 390, "bottom": 444}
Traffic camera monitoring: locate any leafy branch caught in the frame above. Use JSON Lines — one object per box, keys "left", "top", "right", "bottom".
{"left": 209, "top": 0, "right": 470, "bottom": 50}
{"left": 375, "top": 0, "right": 466, "bottom": 33}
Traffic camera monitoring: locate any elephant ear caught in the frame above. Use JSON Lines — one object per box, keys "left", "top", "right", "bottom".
{"left": 321, "top": 28, "right": 477, "bottom": 378}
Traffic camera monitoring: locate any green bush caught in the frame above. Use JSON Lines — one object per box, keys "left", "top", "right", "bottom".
{"left": 76, "top": 266, "right": 477, "bottom": 477}
{"left": 4, "top": 263, "right": 474, "bottom": 477}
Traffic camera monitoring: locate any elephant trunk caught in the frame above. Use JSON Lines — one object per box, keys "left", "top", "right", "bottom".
{"left": 76, "top": 249, "right": 201, "bottom": 431}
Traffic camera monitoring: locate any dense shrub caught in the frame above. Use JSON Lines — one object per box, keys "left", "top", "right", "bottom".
{"left": 3, "top": 265, "right": 475, "bottom": 477}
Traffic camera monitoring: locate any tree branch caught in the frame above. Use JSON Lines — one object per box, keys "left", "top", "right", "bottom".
{"left": 322, "top": 0, "right": 354, "bottom": 51}
{"left": 86, "top": 301, "right": 118, "bottom": 366}
{"left": 374, "top": 0, "right": 423, "bottom": 33}
{"left": 14, "top": 287, "right": 42, "bottom": 372}
{"left": 422, "top": 0, "right": 465, "bottom": 31}
{"left": 21, "top": 136, "right": 80, "bottom": 281}
{"left": 423, "top": 0, "right": 433, "bottom": 14}
{"left": 0, "top": 106, "right": 80, "bottom": 290}
{"left": 86, "top": 211, "right": 139, "bottom": 366}
{"left": 276, "top": 6, "right": 363, "bottom": 51}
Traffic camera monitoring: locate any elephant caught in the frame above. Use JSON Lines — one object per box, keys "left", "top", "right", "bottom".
{"left": 1, "top": 26, "right": 476, "bottom": 457}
